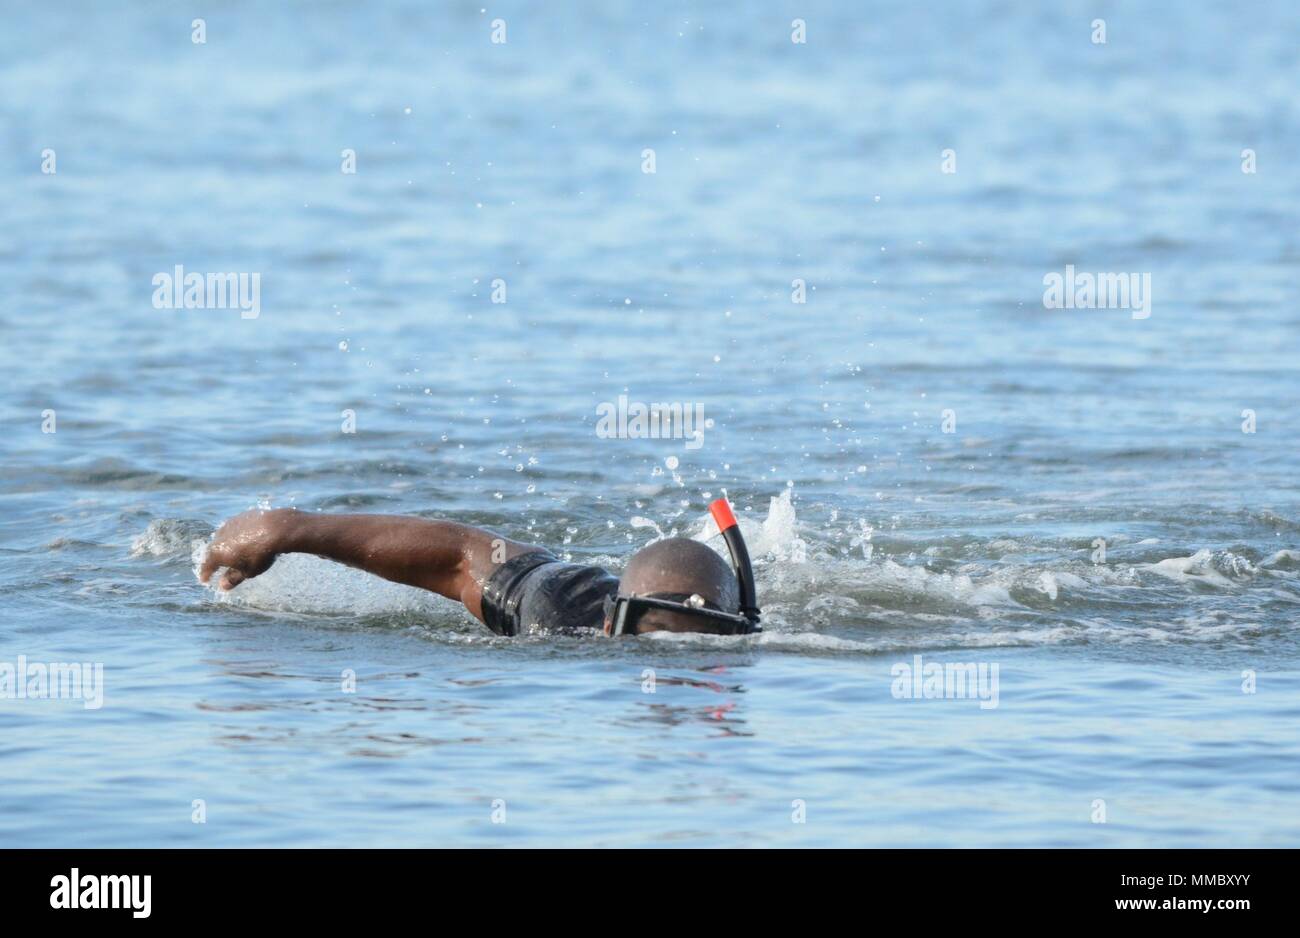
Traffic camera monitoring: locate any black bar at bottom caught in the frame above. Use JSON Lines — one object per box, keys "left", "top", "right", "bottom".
{"left": 1, "top": 849, "right": 1281, "bottom": 923}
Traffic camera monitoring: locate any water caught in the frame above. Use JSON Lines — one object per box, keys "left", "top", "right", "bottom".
{"left": 2, "top": 0, "right": 1298, "bottom": 847}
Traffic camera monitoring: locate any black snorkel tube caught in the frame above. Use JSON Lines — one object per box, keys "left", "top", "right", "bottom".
{"left": 709, "top": 497, "right": 761, "bottom": 631}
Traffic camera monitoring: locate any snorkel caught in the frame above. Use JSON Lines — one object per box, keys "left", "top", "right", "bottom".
{"left": 708, "top": 497, "right": 761, "bottom": 629}
{"left": 605, "top": 497, "right": 762, "bottom": 636}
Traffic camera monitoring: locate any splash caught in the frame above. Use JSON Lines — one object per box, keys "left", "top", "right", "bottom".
{"left": 131, "top": 518, "right": 212, "bottom": 561}
{"left": 1145, "top": 549, "right": 1256, "bottom": 588}
{"left": 192, "top": 540, "right": 457, "bottom": 619}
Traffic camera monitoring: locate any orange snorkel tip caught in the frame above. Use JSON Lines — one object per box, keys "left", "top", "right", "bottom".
{"left": 709, "top": 497, "right": 738, "bottom": 532}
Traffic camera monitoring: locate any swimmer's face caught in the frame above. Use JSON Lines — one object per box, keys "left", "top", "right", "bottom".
{"left": 602, "top": 606, "right": 739, "bottom": 636}
{"left": 637, "top": 608, "right": 736, "bottom": 634}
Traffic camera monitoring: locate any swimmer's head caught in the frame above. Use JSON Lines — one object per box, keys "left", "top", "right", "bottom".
{"left": 605, "top": 537, "right": 741, "bottom": 635}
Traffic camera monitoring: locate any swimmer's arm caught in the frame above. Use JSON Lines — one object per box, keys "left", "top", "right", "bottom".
{"left": 198, "top": 508, "right": 538, "bottom": 622}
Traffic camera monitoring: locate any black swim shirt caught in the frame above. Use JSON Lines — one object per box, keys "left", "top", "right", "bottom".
{"left": 479, "top": 550, "right": 620, "bottom": 636}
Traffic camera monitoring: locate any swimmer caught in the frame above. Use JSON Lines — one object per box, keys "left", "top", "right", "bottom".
{"left": 198, "top": 499, "right": 760, "bottom": 637}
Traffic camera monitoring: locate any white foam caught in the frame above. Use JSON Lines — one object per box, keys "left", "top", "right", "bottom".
{"left": 132, "top": 518, "right": 210, "bottom": 561}
{"left": 192, "top": 543, "right": 457, "bottom": 618}
{"left": 1145, "top": 549, "right": 1255, "bottom": 588}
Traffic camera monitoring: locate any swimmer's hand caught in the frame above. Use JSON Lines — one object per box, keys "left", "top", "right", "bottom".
{"left": 199, "top": 508, "right": 296, "bottom": 590}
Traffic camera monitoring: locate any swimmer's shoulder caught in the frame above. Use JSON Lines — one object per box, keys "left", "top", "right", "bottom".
{"left": 486, "top": 552, "right": 618, "bottom": 635}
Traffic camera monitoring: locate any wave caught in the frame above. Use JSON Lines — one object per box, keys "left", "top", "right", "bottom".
{"left": 131, "top": 518, "right": 213, "bottom": 561}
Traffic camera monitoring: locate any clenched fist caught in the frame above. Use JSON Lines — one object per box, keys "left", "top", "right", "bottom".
{"left": 199, "top": 508, "right": 299, "bottom": 591}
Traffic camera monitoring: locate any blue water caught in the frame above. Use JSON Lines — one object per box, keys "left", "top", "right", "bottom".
{"left": 2, "top": 0, "right": 1298, "bottom": 847}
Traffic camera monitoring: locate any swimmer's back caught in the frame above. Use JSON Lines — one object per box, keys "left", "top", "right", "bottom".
{"left": 480, "top": 551, "right": 618, "bottom": 636}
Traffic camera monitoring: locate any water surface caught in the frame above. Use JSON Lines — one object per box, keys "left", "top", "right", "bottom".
{"left": 1, "top": 0, "right": 1298, "bottom": 847}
